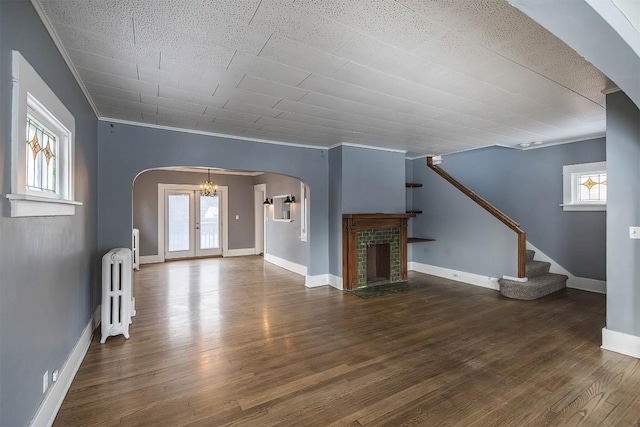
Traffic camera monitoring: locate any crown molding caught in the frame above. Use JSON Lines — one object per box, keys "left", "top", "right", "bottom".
{"left": 602, "top": 86, "right": 621, "bottom": 95}
{"left": 101, "top": 117, "right": 330, "bottom": 151}
{"left": 327, "top": 142, "right": 407, "bottom": 154}
{"left": 30, "top": 0, "right": 100, "bottom": 119}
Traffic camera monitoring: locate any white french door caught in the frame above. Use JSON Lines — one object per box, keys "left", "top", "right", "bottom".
{"left": 165, "top": 190, "right": 222, "bottom": 259}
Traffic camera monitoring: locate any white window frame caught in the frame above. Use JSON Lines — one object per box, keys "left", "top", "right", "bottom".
{"left": 561, "top": 161, "right": 607, "bottom": 211}
{"left": 6, "top": 51, "right": 81, "bottom": 217}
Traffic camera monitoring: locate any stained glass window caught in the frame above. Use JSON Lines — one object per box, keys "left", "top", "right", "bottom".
{"left": 26, "top": 115, "right": 57, "bottom": 193}
{"left": 577, "top": 172, "right": 606, "bottom": 202}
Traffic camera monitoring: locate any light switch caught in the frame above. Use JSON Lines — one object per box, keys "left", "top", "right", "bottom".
{"left": 235, "top": 215, "right": 239, "bottom": 220}
{"left": 630, "top": 226, "right": 640, "bottom": 239}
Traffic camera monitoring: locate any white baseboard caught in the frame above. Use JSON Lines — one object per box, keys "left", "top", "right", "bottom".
{"left": 526, "top": 242, "right": 606, "bottom": 294}
{"left": 224, "top": 248, "right": 256, "bottom": 257}
{"left": 567, "top": 277, "right": 607, "bottom": 294}
{"left": 264, "top": 253, "right": 307, "bottom": 276}
{"left": 602, "top": 327, "right": 640, "bottom": 359}
{"left": 305, "top": 274, "right": 329, "bottom": 287}
{"left": 140, "top": 255, "right": 163, "bottom": 264}
{"left": 30, "top": 319, "right": 94, "bottom": 427}
{"left": 92, "top": 305, "right": 101, "bottom": 331}
{"left": 329, "top": 274, "right": 343, "bottom": 290}
{"left": 305, "top": 274, "right": 343, "bottom": 289}
{"left": 409, "top": 262, "right": 499, "bottom": 290}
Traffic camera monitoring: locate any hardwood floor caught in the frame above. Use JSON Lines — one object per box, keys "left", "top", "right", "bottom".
{"left": 54, "top": 257, "right": 640, "bottom": 426}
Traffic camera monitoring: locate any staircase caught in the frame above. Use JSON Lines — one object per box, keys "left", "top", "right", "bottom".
{"left": 499, "top": 250, "right": 568, "bottom": 300}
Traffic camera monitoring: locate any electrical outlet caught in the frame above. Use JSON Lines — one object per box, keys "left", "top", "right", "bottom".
{"left": 52, "top": 369, "right": 59, "bottom": 383}
{"left": 43, "top": 371, "right": 49, "bottom": 394}
{"left": 630, "top": 227, "right": 640, "bottom": 239}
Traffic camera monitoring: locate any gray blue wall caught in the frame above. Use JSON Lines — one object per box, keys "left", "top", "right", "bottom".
{"left": 259, "top": 173, "right": 309, "bottom": 267}
{"left": 98, "top": 122, "right": 329, "bottom": 275}
{"left": 413, "top": 139, "right": 606, "bottom": 280}
{"left": 410, "top": 158, "right": 518, "bottom": 278}
{"left": 606, "top": 91, "right": 640, "bottom": 336}
{"left": 0, "top": 2, "right": 98, "bottom": 426}
{"left": 328, "top": 145, "right": 407, "bottom": 277}
{"left": 341, "top": 146, "right": 406, "bottom": 213}
{"left": 328, "top": 147, "right": 343, "bottom": 276}
{"left": 133, "top": 170, "right": 256, "bottom": 256}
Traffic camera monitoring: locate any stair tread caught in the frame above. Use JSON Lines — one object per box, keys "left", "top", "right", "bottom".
{"left": 525, "top": 260, "right": 551, "bottom": 279}
{"left": 526, "top": 260, "right": 551, "bottom": 267}
{"left": 522, "top": 273, "right": 568, "bottom": 285}
{"left": 499, "top": 273, "right": 568, "bottom": 300}
{"left": 499, "top": 273, "right": 568, "bottom": 286}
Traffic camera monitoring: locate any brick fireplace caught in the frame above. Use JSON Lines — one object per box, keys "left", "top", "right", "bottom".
{"left": 342, "top": 213, "right": 411, "bottom": 290}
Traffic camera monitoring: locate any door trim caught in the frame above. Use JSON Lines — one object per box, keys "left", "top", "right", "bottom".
{"left": 157, "top": 183, "right": 228, "bottom": 262}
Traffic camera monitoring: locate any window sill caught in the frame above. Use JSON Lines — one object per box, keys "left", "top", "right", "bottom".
{"left": 273, "top": 219, "right": 293, "bottom": 223}
{"left": 6, "top": 193, "right": 82, "bottom": 217}
{"left": 560, "top": 203, "right": 606, "bottom": 212}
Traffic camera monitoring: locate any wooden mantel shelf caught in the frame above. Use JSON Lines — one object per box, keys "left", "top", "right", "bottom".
{"left": 343, "top": 213, "right": 414, "bottom": 220}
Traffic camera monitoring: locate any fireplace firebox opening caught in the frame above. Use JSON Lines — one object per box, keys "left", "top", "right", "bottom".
{"left": 366, "top": 243, "right": 391, "bottom": 284}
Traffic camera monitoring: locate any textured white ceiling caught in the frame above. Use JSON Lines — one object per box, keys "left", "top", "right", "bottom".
{"left": 36, "top": 0, "right": 610, "bottom": 156}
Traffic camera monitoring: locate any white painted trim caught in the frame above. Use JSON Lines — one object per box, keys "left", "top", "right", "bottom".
{"left": 264, "top": 253, "right": 306, "bottom": 276}
{"left": 157, "top": 184, "right": 229, "bottom": 261}
{"left": 568, "top": 277, "right": 607, "bottom": 294}
{"left": 409, "top": 262, "right": 500, "bottom": 290}
{"left": 526, "top": 241, "right": 606, "bottom": 294}
{"left": 103, "top": 117, "right": 325, "bottom": 150}
{"left": 304, "top": 274, "right": 343, "bottom": 289}
{"left": 327, "top": 142, "right": 407, "bottom": 154}
{"left": 5, "top": 194, "right": 81, "bottom": 217}
{"left": 305, "top": 274, "right": 329, "bottom": 288}
{"left": 562, "top": 161, "right": 607, "bottom": 211}
{"left": 560, "top": 203, "right": 606, "bottom": 211}
{"left": 329, "top": 274, "right": 343, "bottom": 290}
{"left": 602, "top": 327, "right": 640, "bottom": 359}
{"left": 92, "top": 305, "right": 101, "bottom": 331}
{"left": 159, "top": 167, "right": 263, "bottom": 176}
{"left": 514, "top": 134, "right": 606, "bottom": 151}
{"left": 601, "top": 87, "right": 621, "bottom": 95}
{"left": 29, "top": 0, "right": 100, "bottom": 118}
{"left": 29, "top": 319, "right": 93, "bottom": 427}
{"left": 224, "top": 248, "right": 256, "bottom": 257}
{"left": 140, "top": 255, "right": 163, "bottom": 264}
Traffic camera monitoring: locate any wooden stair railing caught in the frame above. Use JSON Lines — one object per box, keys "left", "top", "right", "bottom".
{"left": 427, "top": 156, "right": 526, "bottom": 278}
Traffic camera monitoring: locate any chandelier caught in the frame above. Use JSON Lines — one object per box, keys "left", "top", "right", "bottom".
{"left": 200, "top": 169, "right": 217, "bottom": 197}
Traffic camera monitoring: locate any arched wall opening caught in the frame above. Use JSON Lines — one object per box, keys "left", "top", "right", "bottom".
{"left": 96, "top": 120, "right": 330, "bottom": 309}
{"left": 131, "top": 167, "right": 310, "bottom": 273}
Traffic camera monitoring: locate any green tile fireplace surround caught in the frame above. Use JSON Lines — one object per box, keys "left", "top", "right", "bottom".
{"left": 342, "top": 213, "right": 410, "bottom": 291}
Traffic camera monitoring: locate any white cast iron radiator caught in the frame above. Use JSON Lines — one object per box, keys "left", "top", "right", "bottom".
{"left": 101, "top": 248, "right": 134, "bottom": 343}
{"left": 132, "top": 228, "right": 140, "bottom": 271}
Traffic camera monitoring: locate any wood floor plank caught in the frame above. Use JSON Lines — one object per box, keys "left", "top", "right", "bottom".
{"left": 52, "top": 257, "right": 640, "bottom": 426}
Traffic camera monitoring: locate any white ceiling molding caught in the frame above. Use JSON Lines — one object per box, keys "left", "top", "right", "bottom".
{"left": 328, "top": 142, "right": 407, "bottom": 154}
{"left": 156, "top": 167, "right": 263, "bottom": 176}
{"left": 101, "top": 117, "right": 326, "bottom": 150}
{"left": 30, "top": 0, "right": 100, "bottom": 119}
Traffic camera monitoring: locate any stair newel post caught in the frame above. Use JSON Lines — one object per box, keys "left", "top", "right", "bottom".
{"left": 518, "top": 232, "right": 527, "bottom": 278}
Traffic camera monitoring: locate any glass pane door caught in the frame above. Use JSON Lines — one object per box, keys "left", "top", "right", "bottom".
{"left": 166, "top": 192, "right": 195, "bottom": 259}
{"left": 196, "top": 194, "right": 221, "bottom": 256}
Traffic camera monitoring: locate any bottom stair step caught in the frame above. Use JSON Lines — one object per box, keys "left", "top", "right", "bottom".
{"left": 498, "top": 273, "right": 568, "bottom": 300}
